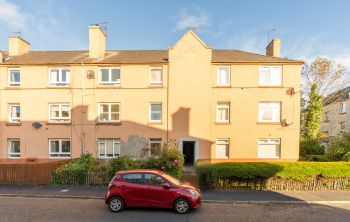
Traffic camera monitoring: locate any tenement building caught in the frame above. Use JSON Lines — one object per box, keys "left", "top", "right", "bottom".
{"left": 0, "top": 25, "right": 303, "bottom": 164}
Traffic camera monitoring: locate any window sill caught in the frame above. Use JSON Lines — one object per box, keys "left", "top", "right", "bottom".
{"left": 258, "top": 85, "right": 284, "bottom": 88}
{"left": 46, "top": 86, "right": 70, "bottom": 89}
{"left": 5, "top": 122, "right": 22, "bottom": 126}
{"left": 147, "top": 121, "right": 163, "bottom": 125}
{"left": 97, "top": 85, "right": 121, "bottom": 89}
{"left": 148, "top": 85, "right": 164, "bottom": 88}
{"left": 46, "top": 122, "right": 71, "bottom": 125}
{"left": 212, "top": 86, "right": 232, "bottom": 88}
{"left": 256, "top": 122, "right": 281, "bottom": 125}
{"left": 96, "top": 122, "right": 122, "bottom": 125}
{"left": 214, "top": 122, "right": 231, "bottom": 125}
{"left": 5, "top": 86, "right": 21, "bottom": 89}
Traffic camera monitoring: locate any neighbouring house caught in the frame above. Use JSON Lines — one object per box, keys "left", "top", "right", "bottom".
{"left": 0, "top": 25, "right": 303, "bottom": 165}
{"left": 321, "top": 87, "right": 350, "bottom": 141}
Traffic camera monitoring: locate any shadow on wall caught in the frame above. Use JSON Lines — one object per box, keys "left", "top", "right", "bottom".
{"left": 1, "top": 106, "right": 212, "bottom": 160}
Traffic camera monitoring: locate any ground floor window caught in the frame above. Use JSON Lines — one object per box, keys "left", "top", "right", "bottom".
{"left": 8, "top": 139, "right": 20, "bottom": 158}
{"left": 258, "top": 138, "right": 281, "bottom": 158}
{"left": 98, "top": 139, "right": 120, "bottom": 158}
{"left": 49, "top": 139, "right": 71, "bottom": 158}
{"left": 149, "top": 138, "right": 162, "bottom": 156}
{"left": 215, "top": 139, "right": 229, "bottom": 158}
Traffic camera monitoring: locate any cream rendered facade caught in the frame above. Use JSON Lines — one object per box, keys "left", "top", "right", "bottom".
{"left": 0, "top": 27, "right": 302, "bottom": 163}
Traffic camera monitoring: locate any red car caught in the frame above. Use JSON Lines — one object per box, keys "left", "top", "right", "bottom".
{"left": 105, "top": 169, "right": 201, "bottom": 214}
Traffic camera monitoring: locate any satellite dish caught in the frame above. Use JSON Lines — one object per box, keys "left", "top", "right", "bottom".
{"left": 86, "top": 70, "right": 95, "bottom": 79}
{"left": 32, "top": 122, "right": 42, "bottom": 129}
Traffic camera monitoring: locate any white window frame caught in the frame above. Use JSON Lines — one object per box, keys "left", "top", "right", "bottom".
{"left": 149, "top": 103, "right": 162, "bottom": 122}
{"left": 8, "top": 139, "right": 20, "bottom": 158}
{"left": 149, "top": 67, "right": 163, "bottom": 85}
{"left": 8, "top": 68, "right": 20, "bottom": 86}
{"left": 48, "top": 68, "right": 71, "bottom": 86}
{"left": 216, "top": 66, "right": 231, "bottom": 86}
{"left": 215, "top": 139, "right": 229, "bottom": 159}
{"left": 341, "top": 102, "right": 347, "bottom": 114}
{"left": 98, "top": 138, "right": 121, "bottom": 159}
{"left": 259, "top": 66, "right": 282, "bottom": 86}
{"left": 98, "top": 103, "right": 121, "bottom": 122}
{"left": 48, "top": 103, "right": 71, "bottom": 123}
{"left": 49, "top": 139, "right": 71, "bottom": 158}
{"left": 9, "top": 103, "right": 21, "bottom": 123}
{"left": 149, "top": 138, "right": 162, "bottom": 156}
{"left": 216, "top": 102, "right": 230, "bottom": 123}
{"left": 258, "top": 102, "right": 281, "bottom": 122}
{"left": 98, "top": 67, "right": 121, "bottom": 85}
{"left": 258, "top": 138, "right": 281, "bottom": 159}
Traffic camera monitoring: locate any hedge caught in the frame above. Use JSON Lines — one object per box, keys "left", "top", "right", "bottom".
{"left": 196, "top": 162, "right": 350, "bottom": 190}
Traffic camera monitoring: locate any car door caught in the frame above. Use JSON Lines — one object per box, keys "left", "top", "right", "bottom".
{"left": 144, "top": 173, "right": 175, "bottom": 208}
{"left": 120, "top": 173, "right": 150, "bottom": 207}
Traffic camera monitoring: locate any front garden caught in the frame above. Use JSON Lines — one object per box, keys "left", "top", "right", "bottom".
{"left": 52, "top": 147, "right": 184, "bottom": 186}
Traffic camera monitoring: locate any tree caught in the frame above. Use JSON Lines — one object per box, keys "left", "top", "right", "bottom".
{"left": 302, "top": 57, "right": 347, "bottom": 139}
{"left": 304, "top": 85, "right": 323, "bottom": 139}
{"left": 302, "top": 57, "right": 346, "bottom": 97}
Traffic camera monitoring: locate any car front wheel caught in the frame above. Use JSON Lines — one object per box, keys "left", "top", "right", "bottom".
{"left": 173, "top": 198, "right": 191, "bottom": 214}
{"left": 108, "top": 197, "right": 124, "bottom": 213}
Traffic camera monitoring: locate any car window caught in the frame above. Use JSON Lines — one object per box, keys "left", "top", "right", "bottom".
{"left": 121, "top": 173, "right": 144, "bottom": 184}
{"left": 144, "top": 173, "right": 166, "bottom": 186}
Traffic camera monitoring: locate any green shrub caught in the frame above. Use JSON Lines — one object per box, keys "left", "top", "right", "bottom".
{"left": 53, "top": 153, "right": 104, "bottom": 185}
{"left": 299, "top": 155, "right": 328, "bottom": 162}
{"left": 107, "top": 156, "right": 141, "bottom": 178}
{"left": 141, "top": 147, "right": 184, "bottom": 179}
{"left": 196, "top": 162, "right": 350, "bottom": 189}
{"left": 300, "top": 137, "right": 324, "bottom": 156}
{"left": 327, "top": 133, "right": 350, "bottom": 161}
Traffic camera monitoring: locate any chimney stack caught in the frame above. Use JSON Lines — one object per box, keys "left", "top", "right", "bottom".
{"left": 89, "top": 25, "right": 106, "bottom": 58}
{"left": 266, "top": 38, "right": 281, "bottom": 57}
{"left": 8, "top": 36, "right": 30, "bottom": 56}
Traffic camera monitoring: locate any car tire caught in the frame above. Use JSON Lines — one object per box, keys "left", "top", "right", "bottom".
{"left": 108, "top": 197, "right": 124, "bottom": 213}
{"left": 173, "top": 198, "right": 191, "bottom": 214}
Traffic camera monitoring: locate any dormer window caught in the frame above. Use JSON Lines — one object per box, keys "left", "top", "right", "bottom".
{"left": 49, "top": 68, "right": 70, "bottom": 86}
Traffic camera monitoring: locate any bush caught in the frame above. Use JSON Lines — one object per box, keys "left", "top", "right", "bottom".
{"left": 53, "top": 153, "right": 105, "bottom": 185}
{"left": 141, "top": 147, "right": 184, "bottom": 178}
{"left": 327, "top": 133, "right": 350, "bottom": 161}
{"left": 299, "top": 155, "right": 328, "bottom": 162}
{"left": 196, "top": 162, "right": 350, "bottom": 189}
{"left": 53, "top": 145, "right": 184, "bottom": 185}
{"left": 300, "top": 137, "right": 324, "bottom": 156}
{"left": 107, "top": 156, "right": 141, "bottom": 178}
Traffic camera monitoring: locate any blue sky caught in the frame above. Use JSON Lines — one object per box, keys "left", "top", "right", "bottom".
{"left": 1, "top": 0, "right": 350, "bottom": 66}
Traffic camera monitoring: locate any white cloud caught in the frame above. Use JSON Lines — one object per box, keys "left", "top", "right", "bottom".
{"left": 0, "top": 0, "right": 32, "bottom": 29}
{"left": 172, "top": 6, "right": 211, "bottom": 32}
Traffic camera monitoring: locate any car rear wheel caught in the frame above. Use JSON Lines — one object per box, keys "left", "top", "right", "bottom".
{"left": 108, "top": 197, "right": 124, "bottom": 213}
{"left": 173, "top": 198, "right": 190, "bottom": 214}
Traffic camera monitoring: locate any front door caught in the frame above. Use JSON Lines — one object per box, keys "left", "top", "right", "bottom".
{"left": 182, "top": 141, "right": 195, "bottom": 166}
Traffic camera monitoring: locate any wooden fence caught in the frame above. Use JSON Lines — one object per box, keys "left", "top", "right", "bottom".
{"left": 0, "top": 160, "right": 70, "bottom": 185}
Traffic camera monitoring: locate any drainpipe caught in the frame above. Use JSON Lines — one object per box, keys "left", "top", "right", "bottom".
{"left": 81, "top": 63, "right": 85, "bottom": 154}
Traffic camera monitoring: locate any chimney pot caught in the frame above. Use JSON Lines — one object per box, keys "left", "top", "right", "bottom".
{"left": 89, "top": 25, "right": 106, "bottom": 58}
{"left": 8, "top": 36, "right": 30, "bottom": 56}
{"left": 266, "top": 38, "right": 281, "bottom": 57}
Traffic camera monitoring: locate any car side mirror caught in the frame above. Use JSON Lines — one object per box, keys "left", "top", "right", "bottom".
{"left": 162, "top": 182, "right": 171, "bottom": 189}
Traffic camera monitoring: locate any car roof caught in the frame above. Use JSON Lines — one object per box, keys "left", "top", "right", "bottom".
{"left": 116, "top": 169, "right": 163, "bottom": 175}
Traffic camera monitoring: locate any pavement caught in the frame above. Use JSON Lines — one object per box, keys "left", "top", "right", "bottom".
{"left": 0, "top": 184, "right": 350, "bottom": 204}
